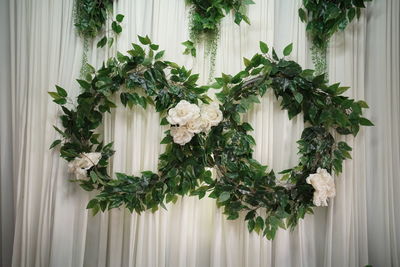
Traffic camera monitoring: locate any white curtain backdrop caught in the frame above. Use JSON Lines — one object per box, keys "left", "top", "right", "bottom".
{"left": 1, "top": 0, "right": 399, "bottom": 266}
{"left": 1, "top": 0, "right": 14, "bottom": 266}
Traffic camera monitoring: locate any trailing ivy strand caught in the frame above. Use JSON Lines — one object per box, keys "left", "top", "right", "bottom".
{"left": 187, "top": 0, "right": 254, "bottom": 38}
{"left": 74, "top": 0, "right": 114, "bottom": 38}
{"left": 186, "top": 0, "right": 254, "bottom": 79}
{"left": 49, "top": 36, "right": 372, "bottom": 240}
{"left": 299, "top": 0, "right": 372, "bottom": 74}
{"left": 74, "top": 0, "right": 124, "bottom": 78}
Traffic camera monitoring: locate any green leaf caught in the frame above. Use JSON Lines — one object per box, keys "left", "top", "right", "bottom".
{"left": 90, "top": 171, "right": 99, "bottom": 183}
{"left": 336, "top": 86, "right": 350, "bottom": 95}
{"left": 248, "top": 219, "right": 255, "bottom": 232}
{"left": 53, "top": 126, "right": 66, "bottom": 137}
{"left": 182, "top": 40, "right": 194, "bottom": 47}
{"left": 111, "top": 21, "right": 122, "bottom": 34}
{"left": 259, "top": 41, "right": 269, "bottom": 54}
{"left": 97, "top": 36, "right": 107, "bottom": 48}
{"left": 255, "top": 216, "right": 264, "bottom": 232}
{"left": 160, "top": 117, "right": 169, "bottom": 125}
{"left": 150, "top": 44, "right": 159, "bottom": 50}
{"left": 283, "top": 43, "right": 293, "bottom": 56}
{"left": 298, "top": 8, "right": 307, "bottom": 22}
{"left": 245, "top": 210, "right": 256, "bottom": 221}
{"left": 218, "top": 192, "right": 230, "bottom": 203}
{"left": 243, "top": 57, "right": 251, "bottom": 67}
{"left": 338, "top": 141, "right": 352, "bottom": 151}
{"left": 155, "top": 50, "right": 165, "bottom": 60}
{"left": 86, "top": 199, "right": 98, "bottom": 209}
{"left": 76, "top": 79, "right": 91, "bottom": 90}
{"left": 91, "top": 205, "right": 100, "bottom": 216}
{"left": 160, "top": 135, "right": 172, "bottom": 144}
{"left": 108, "top": 37, "right": 114, "bottom": 48}
{"left": 116, "top": 14, "right": 124, "bottom": 23}
{"left": 48, "top": 92, "right": 60, "bottom": 99}
{"left": 357, "top": 100, "right": 369, "bottom": 108}
{"left": 348, "top": 8, "right": 356, "bottom": 22}
{"left": 49, "top": 139, "right": 61, "bottom": 149}
{"left": 54, "top": 98, "right": 67, "bottom": 105}
{"left": 242, "top": 0, "right": 255, "bottom": 5}
{"left": 56, "top": 85, "right": 67, "bottom": 97}
{"left": 359, "top": 117, "right": 374, "bottom": 126}
{"left": 138, "top": 35, "right": 151, "bottom": 45}
{"left": 294, "top": 92, "right": 303, "bottom": 103}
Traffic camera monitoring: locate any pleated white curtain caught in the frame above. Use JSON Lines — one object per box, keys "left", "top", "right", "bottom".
{"left": 365, "top": 1, "right": 400, "bottom": 266}
{"left": 1, "top": 0, "right": 399, "bottom": 266}
{"left": 1, "top": 0, "right": 14, "bottom": 267}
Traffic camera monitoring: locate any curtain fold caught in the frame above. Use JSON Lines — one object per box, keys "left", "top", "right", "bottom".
{"left": 365, "top": 0, "right": 400, "bottom": 266}
{"left": 2, "top": 0, "right": 399, "bottom": 266}
{"left": 1, "top": 0, "right": 14, "bottom": 266}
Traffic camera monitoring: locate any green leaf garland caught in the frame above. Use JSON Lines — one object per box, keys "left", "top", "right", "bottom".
{"left": 49, "top": 36, "right": 372, "bottom": 240}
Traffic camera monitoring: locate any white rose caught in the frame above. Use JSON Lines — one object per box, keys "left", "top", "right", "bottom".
{"left": 68, "top": 152, "right": 102, "bottom": 180}
{"left": 167, "top": 100, "right": 200, "bottom": 126}
{"left": 186, "top": 117, "right": 208, "bottom": 134}
{"left": 306, "top": 168, "right": 336, "bottom": 207}
{"left": 201, "top": 102, "right": 223, "bottom": 127}
{"left": 74, "top": 167, "right": 88, "bottom": 180}
{"left": 82, "top": 152, "right": 102, "bottom": 166}
{"left": 170, "top": 126, "right": 194, "bottom": 145}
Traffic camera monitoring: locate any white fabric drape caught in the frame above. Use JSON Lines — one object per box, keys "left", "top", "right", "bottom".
{"left": 1, "top": 0, "right": 399, "bottom": 266}
{"left": 1, "top": 0, "right": 15, "bottom": 266}
{"left": 365, "top": 0, "right": 400, "bottom": 266}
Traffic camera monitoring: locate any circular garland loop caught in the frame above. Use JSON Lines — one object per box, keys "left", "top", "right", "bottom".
{"left": 49, "top": 36, "right": 373, "bottom": 240}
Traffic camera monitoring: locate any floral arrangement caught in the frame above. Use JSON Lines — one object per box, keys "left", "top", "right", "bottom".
{"left": 49, "top": 36, "right": 372, "bottom": 239}
{"left": 167, "top": 100, "right": 223, "bottom": 145}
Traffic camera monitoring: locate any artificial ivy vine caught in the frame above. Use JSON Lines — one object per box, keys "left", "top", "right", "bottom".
{"left": 74, "top": 0, "right": 124, "bottom": 76}
{"left": 49, "top": 36, "right": 372, "bottom": 239}
{"left": 299, "top": 0, "right": 371, "bottom": 75}
{"left": 186, "top": 0, "right": 254, "bottom": 79}
{"left": 74, "top": 0, "right": 114, "bottom": 38}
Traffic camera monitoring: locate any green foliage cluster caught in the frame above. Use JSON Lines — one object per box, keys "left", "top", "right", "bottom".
{"left": 49, "top": 36, "right": 372, "bottom": 240}
{"left": 187, "top": 0, "right": 254, "bottom": 38}
{"left": 299, "top": 0, "right": 371, "bottom": 50}
{"left": 74, "top": 0, "right": 123, "bottom": 46}
{"left": 74, "top": 0, "right": 114, "bottom": 38}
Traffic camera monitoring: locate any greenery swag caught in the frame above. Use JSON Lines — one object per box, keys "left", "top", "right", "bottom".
{"left": 185, "top": 0, "right": 254, "bottom": 79}
{"left": 187, "top": 0, "right": 253, "bottom": 38}
{"left": 74, "top": 0, "right": 124, "bottom": 76}
{"left": 299, "top": 0, "right": 371, "bottom": 74}
{"left": 49, "top": 36, "right": 372, "bottom": 240}
{"left": 72, "top": 0, "right": 372, "bottom": 77}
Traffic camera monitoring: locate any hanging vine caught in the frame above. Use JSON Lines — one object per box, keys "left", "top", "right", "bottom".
{"left": 299, "top": 0, "right": 371, "bottom": 75}
{"left": 74, "top": 0, "right": 124, "bottom": 77}
{"left": 185, "top": 0, "right": 254, "bottom": 79}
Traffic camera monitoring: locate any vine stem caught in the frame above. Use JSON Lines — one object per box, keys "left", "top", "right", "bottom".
{"left": 310, "top": 44, "right": 328, "bottom": 78}
{"left": 79, "top": 37, "right": 90, "bottom": 78}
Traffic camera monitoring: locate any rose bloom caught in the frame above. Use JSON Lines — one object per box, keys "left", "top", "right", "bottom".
{"left": 170, "top": 126, "right": 194, "bottom": 145}
{"left": 306, "top": 168, "right": 336, "bottom": 206}
{"left": 186, "top": 117, "right": 209, "bottom": 134}
{"left": 201, "top": 102, "right": 223, "bottom": 127}
{"left": 68, "top": 152, "right": 102, "bottom": 180}
{"left": 167, "top": 100, "right": 200, "bottom": 126}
